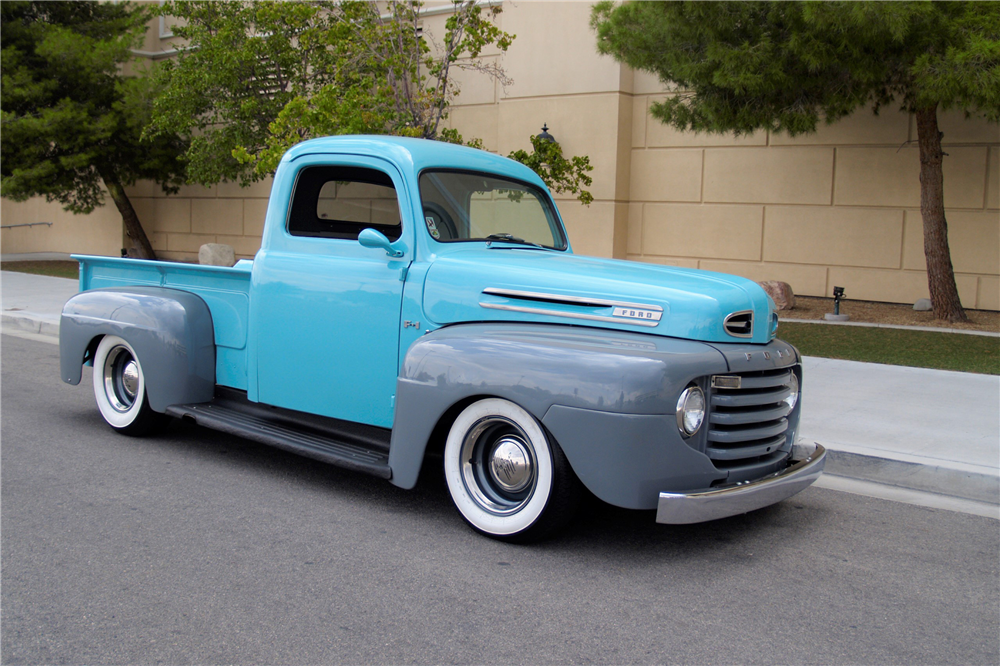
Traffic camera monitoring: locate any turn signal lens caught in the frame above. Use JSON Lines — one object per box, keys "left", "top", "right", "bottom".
{"left": 676, "top": 386, "right": 706, "bottom": 437}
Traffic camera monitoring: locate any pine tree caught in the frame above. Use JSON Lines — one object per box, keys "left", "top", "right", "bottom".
{"left": 1, "top": 1, "right": 186, "bottom": 259}
{"left": 593, "top": 1, "right": 1000, "bottom": 322}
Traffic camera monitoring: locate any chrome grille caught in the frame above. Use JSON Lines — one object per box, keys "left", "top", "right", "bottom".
{"left": 706, "top": 367, "right": 796, "bottom": 468}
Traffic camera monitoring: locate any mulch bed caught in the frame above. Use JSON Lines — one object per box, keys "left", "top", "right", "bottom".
{"left": 779, "top": 296, "right": 999, "bottom": 333}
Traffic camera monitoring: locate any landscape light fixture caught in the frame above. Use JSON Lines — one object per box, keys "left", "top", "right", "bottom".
{"left": 832, "top": 286, "right": 845, "bottom": 315}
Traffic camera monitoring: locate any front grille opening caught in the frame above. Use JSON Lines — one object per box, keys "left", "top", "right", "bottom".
{"left": 710, "top": 450, "right": 788, "bottom": 474}
{"left": 716, "top": 403, "right": 785, "bottom": 416}
{"left": 704, "top": 366, "right": 798, "bottom": 470}
{"left": 714, "top": 385, "right": 790, "bottom": 398}
{"left": 712, "top": 418, "right": 786, "bottom": 435}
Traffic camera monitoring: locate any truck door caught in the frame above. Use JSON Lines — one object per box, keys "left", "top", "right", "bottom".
{"left": 250, "top": 159, "right": 411, "bottom": 428}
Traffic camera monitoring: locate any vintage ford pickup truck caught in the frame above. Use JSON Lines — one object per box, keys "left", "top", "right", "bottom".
{"left": 61, "top": 136, "right": 825, "bottom": 541}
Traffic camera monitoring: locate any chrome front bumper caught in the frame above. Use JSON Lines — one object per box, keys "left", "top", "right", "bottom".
{"left": 656, "top": 443, "right": 826, "bottom": 524}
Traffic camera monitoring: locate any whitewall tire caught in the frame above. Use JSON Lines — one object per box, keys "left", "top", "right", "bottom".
{"left": 92, "top": 335, "right": 164, "bottom": 436}
{"left": 444, "top": 398, "right": 580, "bottom": 542}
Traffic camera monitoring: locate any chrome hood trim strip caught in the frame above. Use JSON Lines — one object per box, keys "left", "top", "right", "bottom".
{"left": 480, "top": 288, "right": 663, "bottom": 327}
{"left": 479, "top": 302, "right": 660, "bottom": 327}
{"left": 482, "top": 288, "right": 663, "bottom": 313}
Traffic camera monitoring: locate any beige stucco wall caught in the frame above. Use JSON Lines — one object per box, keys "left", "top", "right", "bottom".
{"left": 3, "top": 1, "right": 998, "bottom": 310}
{"left": 0, "top": 195, "right": 124, "bottom": 256}
{"left": 439, "top": 1, "right": 633, "bottom": 259}
{"left": 122, "top": 178, "right": 273, "bottom": 262}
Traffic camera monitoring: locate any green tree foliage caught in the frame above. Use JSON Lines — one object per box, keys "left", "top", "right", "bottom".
{"left": 592, "top": 1, "right": 1000, "bottom": 322}
{"left": 147, "top": 0, "right": 346, "bottom": 186}
{"left": 508, "top": 134, "right": 593, "bottom": 206}
{"left": 235, "top": 0, "right": 513, "bottom": 176}
{"left": 150, "top": 1, "right": 511, "bottom": 182}
{"left": 152, "top": 1, "right": 592, "bottom": 205}
{"left": 1, "top": 1, "right": 187, "bottom": 260}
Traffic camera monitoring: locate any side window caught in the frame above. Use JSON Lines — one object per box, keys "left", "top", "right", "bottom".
{"left": 288, "top": 166, "right": 402, "bottom": 241}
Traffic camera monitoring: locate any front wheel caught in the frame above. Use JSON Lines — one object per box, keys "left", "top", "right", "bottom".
{"left": 444, "top": 398, "right": 580, "bottom": 542}
{"left": 92, "top": 335, "right": 165, "bottom": 436}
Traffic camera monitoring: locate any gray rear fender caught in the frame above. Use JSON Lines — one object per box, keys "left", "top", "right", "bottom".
{"left": 60, "top": 287, "right": 216, "bottom": 412}
{"left": 388, "top": 323, "right": 731, "bottom": 509}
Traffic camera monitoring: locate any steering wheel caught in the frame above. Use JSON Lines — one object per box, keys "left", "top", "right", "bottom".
{"left": 422, "top": 202, "right": 458, "bottom": 241}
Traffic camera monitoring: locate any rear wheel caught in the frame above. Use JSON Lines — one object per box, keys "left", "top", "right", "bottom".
{"left": 92, "top": 335, "right": 165, "bottom": 436}
{"left": 444, "top": 398, "right": 580, "bottom": 542}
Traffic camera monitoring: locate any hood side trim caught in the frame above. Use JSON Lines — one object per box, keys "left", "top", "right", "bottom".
{"left": 482, "top": 288, "right": 663, "bottom": 313}
{"left": 479, "top": 301, "right": 661, "bottom": 327}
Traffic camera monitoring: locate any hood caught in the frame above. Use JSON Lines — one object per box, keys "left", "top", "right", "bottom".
{"left": 421, "top": 248, "right": 776, "bottom": 344}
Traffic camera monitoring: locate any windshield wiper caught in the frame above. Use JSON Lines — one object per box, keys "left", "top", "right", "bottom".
{"left": 484, "top": 233, "right": 548, "bottom": 250}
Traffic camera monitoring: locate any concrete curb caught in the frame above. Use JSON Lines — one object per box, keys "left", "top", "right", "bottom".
{"left": 822, "top": 448, "right": 1000, "bottom": 505}
{"left": 783, "top": 318, "right": 1000, "bottom": 337}
{"left": 2, "top": 312, "right": 60, "bottom": 337}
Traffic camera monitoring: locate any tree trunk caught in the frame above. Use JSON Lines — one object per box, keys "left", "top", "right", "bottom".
{"left": 101, "top": 170, "right": 157, "bottom": 260}
{"left": 915, "top": 106, "right": 967, "bottom": 323}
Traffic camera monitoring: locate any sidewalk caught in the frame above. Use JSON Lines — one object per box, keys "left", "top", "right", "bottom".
{"left": 1, "top": 270, "right": 79, "bottom": 337}
{"left": 3, "top": 269, "right": 998, "bottom": 510}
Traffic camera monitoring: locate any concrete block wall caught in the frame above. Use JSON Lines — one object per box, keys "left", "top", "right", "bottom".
{"left": 437, "top": 1, "right": 633, "bottom": 260}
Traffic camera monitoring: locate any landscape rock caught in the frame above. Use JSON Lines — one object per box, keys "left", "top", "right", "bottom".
{"left": 199, "top": 243, "right": 235, "bottom": 267}
{"left": 758, "top": 280, "right": 796, "bottom": 310}
{"left": 913, "top": 298, "right": 932, "bottom": 311}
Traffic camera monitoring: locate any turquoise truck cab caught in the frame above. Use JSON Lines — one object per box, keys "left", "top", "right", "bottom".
{"left": 61, "top": 136, "right": 825, "bottom": 542}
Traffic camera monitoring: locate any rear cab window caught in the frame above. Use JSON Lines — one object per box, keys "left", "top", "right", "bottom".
{"left": 288, "top": 166, "right": 402, "bottom": 241}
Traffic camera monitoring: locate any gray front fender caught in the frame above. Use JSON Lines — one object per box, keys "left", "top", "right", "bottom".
{"left": 60, "top": 287, "right": 216, "bottom": 412}
{"left": 387, "top": 323, "right": 729, "bottom": 507}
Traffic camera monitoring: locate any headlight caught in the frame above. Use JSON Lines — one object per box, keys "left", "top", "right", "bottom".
{"left": 783, "top": 372, "right": 799, "bottom": 411}
{"left": 675, "top": 386, "right": 705, "bottom": 437}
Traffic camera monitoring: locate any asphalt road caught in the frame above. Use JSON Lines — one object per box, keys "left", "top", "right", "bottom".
{"left": 3, "top": 334, "right": 998, "bottom": 665}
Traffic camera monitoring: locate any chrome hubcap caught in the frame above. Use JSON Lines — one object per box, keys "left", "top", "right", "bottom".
{"left": 103, "top": 345, "right": 138, "bottom": 413}
{"left": 460, "top": 417, "right": 537, "bottom": 516}
{"left": 489, "top": 437, "right": 532, "bottom": 492}
{"left": 121, "top": 361, "right": 139, "bottom": 400}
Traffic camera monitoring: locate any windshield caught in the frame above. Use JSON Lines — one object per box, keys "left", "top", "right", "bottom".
{"left": 418, "top": 170, "right": 567, "bottom": 250}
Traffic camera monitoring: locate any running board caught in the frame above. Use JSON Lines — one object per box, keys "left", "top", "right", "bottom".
{"left": 165, "top": 390, "right": 391, "bottom": 479}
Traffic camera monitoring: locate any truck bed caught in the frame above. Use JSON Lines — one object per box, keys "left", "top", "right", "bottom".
{"left": 74, "top": 255, "right": 253, "bottom": 390}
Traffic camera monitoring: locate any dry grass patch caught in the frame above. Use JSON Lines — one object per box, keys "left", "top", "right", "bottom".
{"left": 1, "top": 260, "right": 80, "bottom": 280}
